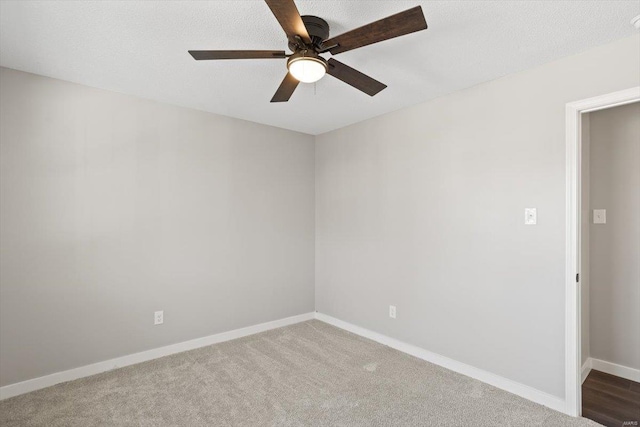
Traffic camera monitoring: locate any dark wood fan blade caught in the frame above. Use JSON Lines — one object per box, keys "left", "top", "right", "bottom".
{"left": 189, "top": 50, "right": 287, "bottom": 60}
{"left": 327, "top": 59, "right": 386, "bottom": 97}
{"left": 324, "top": 6, "right": 427, "bottom": 55}
{"left": 264, "top": 0, "right": 312, "bottom": 45}
{"left": 271, "top": 72, "right": 299, "bottom": 102}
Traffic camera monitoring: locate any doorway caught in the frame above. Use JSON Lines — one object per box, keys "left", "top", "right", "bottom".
{"left": 580, "top": 102, "right": 640, "bottom": 426}
{"left": 565, "top": 87, "right": 640, "bottom": 419}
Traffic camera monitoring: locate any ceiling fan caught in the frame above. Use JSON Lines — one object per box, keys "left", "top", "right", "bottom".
{"left": 188, "top": 0, "right": 428, "bottom": 102}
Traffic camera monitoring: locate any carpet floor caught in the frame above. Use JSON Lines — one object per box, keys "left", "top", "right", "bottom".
{"left": 0, "top": 320, "right": 599, "bottom": 426}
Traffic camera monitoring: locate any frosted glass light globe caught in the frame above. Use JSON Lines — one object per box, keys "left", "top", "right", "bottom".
{"left": 287, "top": 57, "right": 327, "bottom": 83}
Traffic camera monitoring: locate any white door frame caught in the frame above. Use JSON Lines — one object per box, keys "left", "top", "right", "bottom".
{"left": 564, "top": 86, "right": 640, "bottom": 417}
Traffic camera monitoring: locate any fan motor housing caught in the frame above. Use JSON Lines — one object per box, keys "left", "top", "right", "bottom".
{"left": 288, "top": 15, "right": 330, "bottom": 51}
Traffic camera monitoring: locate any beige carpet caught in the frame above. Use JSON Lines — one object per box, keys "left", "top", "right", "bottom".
{"left": 0, "top": 320, "right": 598, "bottom": 426}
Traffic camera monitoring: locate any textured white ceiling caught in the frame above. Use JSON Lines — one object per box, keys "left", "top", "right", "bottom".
{"left": 1, "top": 1, "right": 638, "bottom": 135}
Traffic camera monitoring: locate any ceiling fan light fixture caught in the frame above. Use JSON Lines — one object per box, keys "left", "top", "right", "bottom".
{"left": 189, "top": 2, "right": 428, "bottom": 102}
{"left": 287, "top": 52, "right": 327, "bottom": 83}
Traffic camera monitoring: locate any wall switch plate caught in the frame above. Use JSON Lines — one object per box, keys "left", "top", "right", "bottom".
{"left": 154, "top": 311, "right": 164, "bottom": 325}
{"left": 389, "top": 305, "right": 396, "bottom": 319}
{"left": 593, "top": 209, "right": 606, "bottom": 224}
{"left": 525, "top": 208, "right": 537, "bottom": 225}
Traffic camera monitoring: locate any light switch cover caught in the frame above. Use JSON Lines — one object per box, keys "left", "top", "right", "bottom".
{"left": 593, "top": 209, "right": 606, "bottom": 224}
{"left": 525, "top": 208, "right": 537, "bottom": 225}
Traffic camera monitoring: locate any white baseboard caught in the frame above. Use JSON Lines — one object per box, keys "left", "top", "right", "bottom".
{"left": 315, "top": 312, "right": 566, "bottom": 414}
{"left": 581, "top": 359, "right": 592, "bottom": 384}
{"left": 588, "top": 357, "right": 640, "bottom": 382}
{"left": 0, "top": 312, "right": 314, "bottom": 401}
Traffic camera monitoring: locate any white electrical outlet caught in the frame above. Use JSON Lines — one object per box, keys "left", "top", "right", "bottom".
{"left": 154, "top": 310, "right": 164, "bottom": 325}
{"left": 389, "top": 305, "right": 396, "bottom": 319}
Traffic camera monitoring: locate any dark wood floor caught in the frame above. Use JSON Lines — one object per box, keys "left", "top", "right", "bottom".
{"left": 582, "top": 370, "right": 640, "bottom": 427}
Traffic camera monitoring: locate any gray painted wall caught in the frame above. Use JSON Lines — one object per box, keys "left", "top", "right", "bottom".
{"left": 315, "top": 35, "right": 640, "bottom": 398}
{"left": 588, "top": 102, "right": 640, "bottom": 370}
{"left": 0, "top": 67, "right": 315, "bottom": 387}
{"left": 1, "top": 35, "right": 639, "bottom": 398}
{"left": 581, "top": 114, "right": 591, "bottom": 367}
